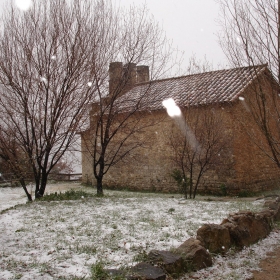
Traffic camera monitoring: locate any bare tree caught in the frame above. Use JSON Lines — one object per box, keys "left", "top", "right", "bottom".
{"left": 169, "top": 108, "right": 230, "bottom": 199}
{"left": 0, "top": 0, "right": 174, "bottom": 198}
{"left": 0, "top": 127, "right": 33, "bottom": 200}
{"left": 81, "top": 5, "right": 174, "bottom": 195}
{"left": 185, "top": 54, "right": 214, "bottom": 75}
{"left": 0, "top": 0, "right": 164, "bottom": 199}
{"left": 217, "top": 0, "right": 280, "bottom": 167}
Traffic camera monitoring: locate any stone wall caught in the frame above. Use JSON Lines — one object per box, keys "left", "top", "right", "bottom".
{"left": 81, "top": 78, "right": 280, "bottom": 194}
{"left": 105, "top": 197, "right": 280, "bottom": 279}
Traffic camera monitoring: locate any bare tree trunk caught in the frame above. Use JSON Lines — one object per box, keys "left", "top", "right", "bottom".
{"left": 19, "top": 178, "right": 32, "bottom": 202}
{"left": 96, "top": 177, "right": 104, "bottom": 196}
{"left": 36, "top": 171, "right": 48, "bottom": 198}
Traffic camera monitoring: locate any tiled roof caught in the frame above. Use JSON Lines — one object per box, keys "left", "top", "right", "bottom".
{"left": 118, "top": 64, "right": 268, "bottom": 111}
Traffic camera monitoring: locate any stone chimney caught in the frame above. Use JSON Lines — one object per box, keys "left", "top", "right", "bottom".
{"left": 109, "top": 62, "right": 123, "bottom": 96}
{"left": 109, "top": 62, "right": 149, "bottom": 96}
{"left": 137, "top": 65, "right": 149, "bottom": 83}
{"left": 123, "top": 62, "right": 137, "bottom": 91}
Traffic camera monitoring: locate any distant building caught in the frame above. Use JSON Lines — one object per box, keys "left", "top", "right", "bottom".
{"left": 81, "top": 63, "right": 280, "bottom": 195}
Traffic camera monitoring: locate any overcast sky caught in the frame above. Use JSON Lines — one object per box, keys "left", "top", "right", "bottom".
{"left": 0, "top": 0, "right": 228, "bottom": 70}
{"left": 120, "top": 0, "right": 228, "bottom": 69}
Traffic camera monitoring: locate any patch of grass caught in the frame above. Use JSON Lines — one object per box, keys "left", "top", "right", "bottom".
{"left": 91, "top": 262, "right": 109, "bottom": 280}
{"left": 15, "top": 228, "right": 26, "bottom": 232}
{"left": 0, "top": 205, "right": 18, "bottom": 215}
{"left": 132, "top": 249, "right": 149, "bottom": 262}
{"left": 74, "top": 243, "right": 97, "bottom": 255}
{"left": 237, "top": 190, "right": 255, "bottom": 197}
{"left": 0, "top": 184, "right": 268, "bottom": 279}
{"left": 168, "top": 207, "right": 175, "bottom": 214}
{"left": 39, "top": 189, "right": 94, "bottom": 201}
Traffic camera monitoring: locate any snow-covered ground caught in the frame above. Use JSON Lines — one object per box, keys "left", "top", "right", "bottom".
{"left": 0, "top": 182, "right": 83, "bottom": 212}
{"left": 0, "top": 184, "right": 280, "bottom": 279}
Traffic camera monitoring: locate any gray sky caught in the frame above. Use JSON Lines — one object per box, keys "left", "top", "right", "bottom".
{"left": 0, "top": 0, "right": 228, "bottom": 69}
{"left": 119, "top": 0, "right": 228, "bottom": 69}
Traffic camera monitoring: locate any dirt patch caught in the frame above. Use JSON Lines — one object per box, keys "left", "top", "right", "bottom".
{"left": 250, "top": 240, "right": 280, "bottom": 280}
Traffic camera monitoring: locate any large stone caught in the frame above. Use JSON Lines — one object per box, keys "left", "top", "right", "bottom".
{"left": 221, "top": 211, "right": 271, "bottom": 248}
{"left": 128, "top": 262, "right": 166, "bottom": 280}
{"left": 264, "top": 200, "right": 280, "bottom": 210}
{"left": 196, "top": 224, "right": 231, "bottom": 254}
{"left": 147, "top": 250, "right": 184, "bottom": 275}
{"left": 175, "top": 238, "right": 212, "bottom": 271}
{"left": 263, "top": 198, "right": 280, "bottom": 222}
{"left": 273, "top": 205, "right": 280, "bottom": 221}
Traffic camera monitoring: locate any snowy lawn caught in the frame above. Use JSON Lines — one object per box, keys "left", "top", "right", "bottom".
{"left": 0, "top": 184, "right": 280, "bottom": 279}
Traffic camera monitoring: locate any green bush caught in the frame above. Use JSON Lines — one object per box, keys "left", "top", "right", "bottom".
{"left": 39, "top": 189, "right": 93, "bottom": 201}
{"left": 170, "top": 169, "right": 189, "bottom": 198}
{"left": 168, "top": 207, "right": 175, "bottom": 214}
{"left": 219, "top": 184, "right": 228, "bottom": 196}
{"left": 237, "top": 190, "right": 254, "bottom": 197}
{"left": 91, "top": 262, "right": 109, "bottom": 280}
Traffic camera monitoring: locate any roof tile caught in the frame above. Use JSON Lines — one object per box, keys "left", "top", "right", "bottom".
{"left": 117, "top": 65, "right": 267, "bottom": 111}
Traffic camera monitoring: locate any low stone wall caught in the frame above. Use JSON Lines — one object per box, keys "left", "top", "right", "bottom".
{"left": 106, "top": 197, "right": 280, "bottom": 279}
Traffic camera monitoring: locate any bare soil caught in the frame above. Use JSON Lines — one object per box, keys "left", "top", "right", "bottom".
{"left": 250, "top": 239, "right": 280, "bottom": 280}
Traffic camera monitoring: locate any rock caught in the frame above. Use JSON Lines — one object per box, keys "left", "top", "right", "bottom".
{"left": 147, "top": 250, "right": 183, "bottom": 275}
{"left": 274, "top": 205, "right": 280, "bottom": 221}
{"left": 196, "top": 224, "right": 231, "bottom": 254}
{"left": 264, "top": 200, "right": 279, "bottom": 210}
{"left": 175, "top": 238, "right": 212, "bottom": 271}
{"left": 255, "top": 209, "right": 275, "bottom": 221}
{"left": 128, "top": 262, "right": 166, "bottom": 280}
{"left": 262, "top": 198, "right": 280, "bottom": 222}
{"left": 221, "top": 211, "right": 271, "bottom": 248}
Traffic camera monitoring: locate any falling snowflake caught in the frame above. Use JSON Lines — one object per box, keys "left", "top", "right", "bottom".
{"left": 40, "top": 76, "right": 47, "bottom": 84}
{"left": 236, "top": 36, "right": 242, "bottom": 44}
{"left": 15, "top": 0, "right": 32, "bottom": 11}
{"left": 162, "top": 98, "right": 181, "bottom": 117}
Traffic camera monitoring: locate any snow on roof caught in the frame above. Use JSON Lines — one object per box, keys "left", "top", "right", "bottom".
{"left": 117, "top": 64, "right": 268, "bottom": 111}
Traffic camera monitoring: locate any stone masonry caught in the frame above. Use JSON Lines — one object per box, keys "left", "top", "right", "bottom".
{"left": 81, "top": 63, "right": 280, "bottom": 195}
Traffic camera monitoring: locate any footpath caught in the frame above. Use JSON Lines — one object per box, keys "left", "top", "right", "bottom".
{"left": 250, "top": 241, "right": 280, "bottom": 280}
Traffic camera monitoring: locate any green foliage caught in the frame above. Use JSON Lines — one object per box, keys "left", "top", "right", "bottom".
{"left": 95, "top": 192, "right": 105, "bottom": 198}
{"left": 168, "top": 207, "right": 175, "bottom": 214}
{"left": 39, "top": 189, "right": 93, "bottom": 201}
{"left": 237, "top": 190, "right": 255, "bottom": 197}
{"left": 74, "top": 244, "right": 97, "bottom": 255}
{"left": 219, "top": 184, "right": 228, "bottom": 196}
{"left": 132, "top": 249, "right": 149, "bottom": 262}
{"left": 91, "top": 262, "right": 109, "bottom": 280}
{"left": 170, "top": 169, "right": 189, "bottom": 198}
{"left": 15, "top": 228, "right": 26, "bottom": 232}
